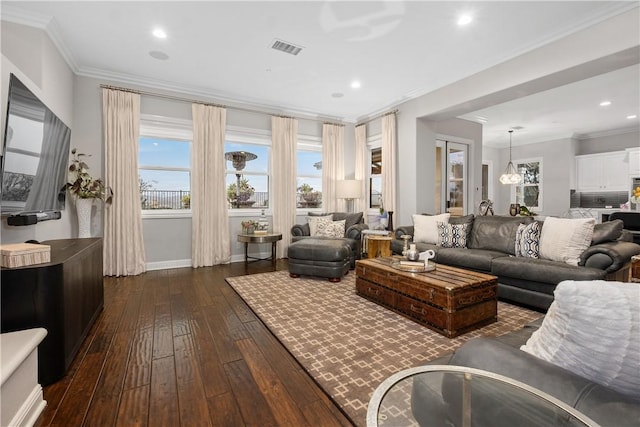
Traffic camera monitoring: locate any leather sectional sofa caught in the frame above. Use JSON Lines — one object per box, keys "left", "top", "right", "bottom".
{"left": 411, "top": 319, "right": 640, "bottom": 427}
{"left": 391, "top": 215, "right": 640, "bottom": 310}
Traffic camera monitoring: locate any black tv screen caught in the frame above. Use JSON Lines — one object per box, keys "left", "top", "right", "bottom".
{"left": 1, "top": 74, "right": 71, "bottom": 215}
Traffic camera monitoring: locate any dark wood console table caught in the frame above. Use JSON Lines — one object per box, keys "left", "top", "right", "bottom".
{"left": 1, "top": 238, "right": 104, "bottom": 385}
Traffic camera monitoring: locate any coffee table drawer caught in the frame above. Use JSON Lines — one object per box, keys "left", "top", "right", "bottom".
{"left": 356, "top": 278, "right": 396, "bottom": 307}
{"left": 395, "top": 294, "right": 448, "bottom": 330}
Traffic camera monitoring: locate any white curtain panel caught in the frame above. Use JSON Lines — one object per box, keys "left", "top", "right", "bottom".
{"left": 382, "top": 112, "right": 397, "bottom": 213}
{"left": 322, "top": 123, "right": 345, "bottom": 212}
{"left": 191, "top": 104, "right": 230, "bottom": 267}
{"left": 354, "top": 124, "right": 367, "bottom": 221}
{"left": 271, "top": 116, "right": 298, "bottom": 259}
{"left": 102, "top": 88, "right": 146, "bottom": 276}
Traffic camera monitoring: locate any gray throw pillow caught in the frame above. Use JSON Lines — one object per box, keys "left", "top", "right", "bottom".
{"left": 592, "top": 220, "right": 623, "bottom": 244}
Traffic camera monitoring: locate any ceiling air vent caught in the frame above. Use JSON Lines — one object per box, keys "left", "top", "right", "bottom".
{"left": 271, "top": 39, "right": 303, "bottom": 56}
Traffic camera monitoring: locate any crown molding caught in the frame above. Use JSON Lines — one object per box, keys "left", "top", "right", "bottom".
{"left": 574, "top": 125, "right": 640, "bottom": 140}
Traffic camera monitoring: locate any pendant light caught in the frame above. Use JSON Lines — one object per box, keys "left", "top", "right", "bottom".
{"left": 499, "top": 130, "right": 523, "bottom": 185}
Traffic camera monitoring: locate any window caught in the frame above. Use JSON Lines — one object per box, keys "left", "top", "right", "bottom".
{"left": 514, "top": 158, "right": 542, "bottom": 211}
{"left": 297, "top": 149, "right": 322, "bottom": 209}
{"left": 139, "top": 117, "right": 192, "bottom": 212}
{"left": 369, "top": 146, "right": 382, "bottom": 209}
{"left": 225, "top": 132, "right": 270, "bottom": 210}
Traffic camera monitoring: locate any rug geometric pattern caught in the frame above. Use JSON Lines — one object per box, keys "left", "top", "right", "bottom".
{"left": 226, "top": 270, "right": 542, "bottom": 426}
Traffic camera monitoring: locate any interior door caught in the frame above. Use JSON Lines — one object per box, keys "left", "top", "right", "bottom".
{"left": 446, "top": 142, "right": 468, "bottom": 216}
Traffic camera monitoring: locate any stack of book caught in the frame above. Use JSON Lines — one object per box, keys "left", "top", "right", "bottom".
{"left": 1, "top": 243, "right": 51, "bottom": 268}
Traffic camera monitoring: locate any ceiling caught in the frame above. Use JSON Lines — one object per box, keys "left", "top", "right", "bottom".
{"left": 2, "top": 1, "right": 639, "bottom": 145}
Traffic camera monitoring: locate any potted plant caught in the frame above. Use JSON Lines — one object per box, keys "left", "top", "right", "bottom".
{"left": 67, "top": 148, "right": 112, "bottom": 238}
{"left": 227, "top": 178, "right": 255, "bottom": 207}
{"left": 297, "top": 183, "right": 319, "bottom": 203}
{"left": 181, "top": 194, "right": 191, "bottom": 209}
{"left": 67, "top": 148, "right": 113, "bottom": 203}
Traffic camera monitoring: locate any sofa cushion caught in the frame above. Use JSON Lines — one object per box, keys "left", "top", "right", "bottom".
{"left": 521, "top": 280, "right": 640, "bottom": 400}
{"left": 316, "top": 219, "right": 345, "bottom": 238}
{"left": 436, "top": 248, "right": 505, "bottom": 271}
{"left": 437, "top": 222, "right": 469, "bottom": 248}
{"left": 539, "top": 217, "right": 595, "bottom": 266}
{"left": 491, "top": 256, "right": 606, "bottom": 285}
{"left": 592, "top": 219, "right": 624, "bottom": 244}
{"left": 515, "top": 221, "right": 541, "bottom": 258}
{"left": 413, "top": 213, "right": 450, "bottom": 244}
{"left": 307, "top": 214, "right": 333, "bottom": 236}
{"left": 468, "top": 216, "right": 531, "bottom": 255}
{"left": 330, "top": 212, "right": 364, "bottom": 233}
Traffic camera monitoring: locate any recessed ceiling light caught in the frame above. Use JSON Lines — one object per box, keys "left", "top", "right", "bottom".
{"left": 149, "top": 50, "right": 169, "bottom": 60}
{"left": 152, "top": 28, "right": 167, "bottom": 39}
{"left": 457, "top": 14, "right": 472, "bottom": 26}
{"left": 599, "top": 100, "right": 612, "bottom": 107}
{"left": 628, "top": 114, "right": 637, "bottom": 119}
{"left": 351, "top": 81, "right": 361, "bottom": 89}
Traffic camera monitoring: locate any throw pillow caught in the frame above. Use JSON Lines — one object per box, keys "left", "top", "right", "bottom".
{"left": 413, "top": 213, "right": 450, "bottom": 244}
{"left": 515, "top": 221, "right": 541, "bottom": 258}
{"left": 521, "top": 280, "right": 640, "bottom": 399}
{"left": 316, "top": 219, "right": 346, "bottom": 238}
{"left": 539, "top": 217, "right": 595, "bottom": 266}
{"left": 332, "top": 212, "right": 364, "bottom": 232}
{"left": 437, "top": 222, "right": 469, "bottom": 248}
{"left": 307, "top": 214, "right": 333, "bottom": 236}
{"left": 591, "top": 220, "right": 623, "bottom": 244}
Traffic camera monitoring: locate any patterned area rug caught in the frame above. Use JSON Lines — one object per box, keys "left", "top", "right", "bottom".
{"left": 226, "top": 271, "right": 542, "bottom": 426}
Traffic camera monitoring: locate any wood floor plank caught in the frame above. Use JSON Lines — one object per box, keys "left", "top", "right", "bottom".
{"left": 116, "top": 385, "right": 149, "bottom": 427}
{"left": 152, "top": 302, "right": 174, "bottom": 360}
{"left": 207, "top": 392, "right": 245, "bottom": 427}
{"left": 224, "top": 359, "right": 278, "bottom": 427}
{"left": 235, "top": 338, "right": 311, "bottom": 427}
{"left": 170, "top": 292, "right": 192, "bottom": 337}
{"left": 190, "top": 308, "right": 231, "bottom": 398}
{"left": 148, "top": 356, "right": 179, "bottom": 427}
{"left": 174, "top": 334, "right": 212, "bottom": 427}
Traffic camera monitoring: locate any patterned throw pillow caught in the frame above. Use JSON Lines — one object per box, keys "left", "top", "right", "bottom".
{"left": 515, "top": 221, "right": 541, "bottom": 258}
{"left": 316, "top": 219, "right": 346, "bottom": 238}
{"left": 437, "top": 222, "right": 469, "bottom": 248}
{"left": 307, "top": 215, "right": 333, "bottom": 236}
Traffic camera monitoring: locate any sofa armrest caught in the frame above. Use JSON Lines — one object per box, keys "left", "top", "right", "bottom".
{"left": 345, "top": 223, "right": 368, "bottom": 240}
{"left": 394, "top": 226, "right": 414, "bottom": 240}
{"left": 580, "top": 241, "right": 640, "bottom": 273}
{"left": 291, "top": 223, "right": 310, "bottom": 237}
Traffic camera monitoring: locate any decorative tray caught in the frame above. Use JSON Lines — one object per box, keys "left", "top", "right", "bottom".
{"left": 390, "top": 260, "right": 436, "bottom": 273}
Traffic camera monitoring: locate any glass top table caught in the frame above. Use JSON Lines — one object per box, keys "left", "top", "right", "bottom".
{"left": 366, "top": 365, "right": 600, "bottom": 427}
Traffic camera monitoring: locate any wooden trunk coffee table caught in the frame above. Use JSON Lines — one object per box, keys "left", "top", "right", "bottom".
{"left": 355, "top": 257, "right": 498, "bottom": 338}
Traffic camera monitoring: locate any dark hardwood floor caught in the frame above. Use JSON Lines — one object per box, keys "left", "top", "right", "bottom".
{"left": 35, "top": 260, "right": 353, "bottom": 427}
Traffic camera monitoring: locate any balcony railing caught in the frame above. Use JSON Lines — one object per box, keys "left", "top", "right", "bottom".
{"left": 140, "top": 190, "right": 330, "bottom": 210}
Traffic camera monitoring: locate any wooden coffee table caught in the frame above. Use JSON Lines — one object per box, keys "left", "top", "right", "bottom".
{"left": 355, "top": 257, "right": 498, "bottom": 338}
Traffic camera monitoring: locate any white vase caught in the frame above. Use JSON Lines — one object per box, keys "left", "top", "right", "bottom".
{"left": 76, "top": 198, "right": 93, "bottom": 238}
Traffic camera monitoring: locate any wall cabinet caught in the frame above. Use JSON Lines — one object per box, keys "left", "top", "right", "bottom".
{"left": 576, "top": 151, "right": 628, "bottom": 192}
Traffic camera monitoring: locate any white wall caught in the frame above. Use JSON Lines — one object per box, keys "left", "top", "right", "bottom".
{"left": 1, "top": 22, "right": 75, "bottom": 244}
{"left": 575, "top": 129, "right": 639, "bottom": 155}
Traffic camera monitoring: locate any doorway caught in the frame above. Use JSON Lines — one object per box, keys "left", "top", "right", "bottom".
{"left": 436, "top": 140, "right": 469, "bottom": 216}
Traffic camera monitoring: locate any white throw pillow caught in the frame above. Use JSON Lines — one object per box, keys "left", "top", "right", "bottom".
{"left": 521, "top": 280, "right": 640, "bottom": 399}
{"left": 307, "top": 214, "right": 333, "bottom": 236}
{"left": 316, "top": 219, "right": 346, "bottom": 238}
{"left": 413, "top": 213, "right": 450, "bottom": 244}
{"left": 538, "top": 217, "right": 595, "bottom": 266}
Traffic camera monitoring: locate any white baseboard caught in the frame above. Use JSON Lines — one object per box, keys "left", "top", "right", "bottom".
{"left": 146, "top": 253, "right": 274, "bottom": 271}
{"left": 146, "top": 259, "right": 192, "bottom": 271}
{"left": 9, "top": 385, "right": 46, "bottom": 427}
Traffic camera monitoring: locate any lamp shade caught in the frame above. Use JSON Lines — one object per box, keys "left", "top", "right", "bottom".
{"left": 335, "top": 179, "right": 362, "bottom": 199}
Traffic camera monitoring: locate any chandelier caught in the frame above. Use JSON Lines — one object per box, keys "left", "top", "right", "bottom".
{"left": 499, "top": 130, "right": 523, "bottom": 185}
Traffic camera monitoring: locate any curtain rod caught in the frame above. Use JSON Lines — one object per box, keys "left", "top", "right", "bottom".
{"left": 100, "top": 84, "right": 345, "bottom": 127}
{"left": 356, "top": 109, "right": 399, "bottom": 127}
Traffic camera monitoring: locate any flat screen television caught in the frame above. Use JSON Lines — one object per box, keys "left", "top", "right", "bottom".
{"left": 1, "top": 74, "right": 71, "bottom": 218}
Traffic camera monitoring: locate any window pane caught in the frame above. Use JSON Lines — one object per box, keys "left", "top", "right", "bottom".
{"left": 516, "top": 185, "right": 540, "bottom": 208}
{"left": 518, "top": 162, "right": 539, "bottom": 184}
{"left": 297, "top": 151, "right": 322, "bottom": 175}
{"left": 139, "top": 169, "right": 190, "bottom": 209}
{"left": 296, "top": 176, "right": 322, "bottom": 208}
{"left": 140, "top": 137, "right": 190, "bottom": 168}
{"left": 370, "top": 176, "right": 382, "bottom": 208}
